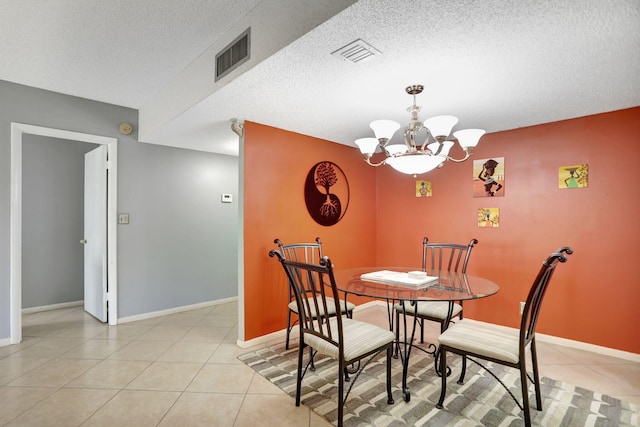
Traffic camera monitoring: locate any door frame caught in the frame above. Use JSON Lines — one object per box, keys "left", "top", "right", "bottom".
{"left": 10, "top": 123, "right": 119, "bottom": 344}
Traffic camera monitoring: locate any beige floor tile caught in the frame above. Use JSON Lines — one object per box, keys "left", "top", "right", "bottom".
{"left": 159, "top": 313, "right": 206, "bottom": 327}
{"left": 158, "top": 392, "right": 245, "bottom": 426}
{"left": 94, "top": 323, "right": 153, "bottom": 340}
{"left": 81, "top": 389, "right": 179, "bottom": 427}
{"left": 208, "top": 342, "right": 246, "bottom": 364}
{"left": 54, "top": 322, "right": 109, "bottom": 339}
{"left": 0, "top": 337, "right": 43, "bottom": 357}
{"left": 187, "top": 363, "right": 254, "bottom": 393}
{"left": 107, "top": 339, "right": 174, "bottom": 361}
{"left": 157, "top": 341, "right": 219, "bottom": 363}
{"left": 7, "top": 358, "right": 100, "bottom": 387}
{"left": 233, "top": 393, "right": 312, "bottom": 427}
{"left": 199, "top": 314, "right": 238, "bottom": 327}
{"left": 136, "top": 324, "right": 193, "bottom": 341}
{"left": 125, "top": 361, "right": 203, "bottom": 391}
{"left": 553, "top": 345, "right": 633, "bottom": 365}
{"left": 21, "top": 322, "right": 74, "bottom": 337}
{"left": 211, "top": 302, "right": 238, "bottom": 315}
{"left": 0, "top": 357, "right": 50, "bottom": 385}
{"left": 0, "top": 386, "right": 57, "bottom": 425}
{"left": 586, "top": 362, "right": 640, "bottom": 397}
{"left": 246, "top": 371, "right": 287, "bottom": 395}
{"left": 5, "top": 388, "right": 117, "bottom": 427}
{"left": 181, "top": 325, "right": 231, "bottom": 343}
{"left": 223, "top": 326, "right": 239, "bottom": 343}
{"left": 61, "top": 338, "right": 130, "bottom": 359}
{"left": 310, "top": 409, "right": 334, "bottom": 427}
{"left": 66, "top": 359, "right": 151, "bottom": 389}
{"left": 9, "top": 337, "right": 87, "bottom": 358}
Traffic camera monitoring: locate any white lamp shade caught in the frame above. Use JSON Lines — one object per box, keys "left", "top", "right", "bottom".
{"left": 385, "top": 144, "right": 408, "bottom": 156}
{"left": 386, "top": 153, "right": 445, "bottom": 175}
{"left": 370, "top": 120, "right": 400, "bottom": 141}
{"left": 427, "top": 141, "right": 454, "bottom": 157}
{"left": 424, "top": 115, "right": 458, "bottom": 138}
{"left": 355, "top": 137, "right": 379, "bottom": 155}
{"left": 453, "top": 129, "right": 485, "bottom": 148}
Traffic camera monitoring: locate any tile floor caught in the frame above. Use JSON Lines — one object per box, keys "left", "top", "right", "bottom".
{"left": 1, "top": 303, "right": 638, "bottom": 426}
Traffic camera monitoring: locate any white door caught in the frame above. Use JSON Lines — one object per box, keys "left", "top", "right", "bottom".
{"left": 83, "top": 145, "right": 108, "bottom": 321}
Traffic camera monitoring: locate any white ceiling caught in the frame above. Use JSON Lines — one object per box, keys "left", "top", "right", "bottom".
{"left": 2, "top": 0, "right": 639, "bottom": 157}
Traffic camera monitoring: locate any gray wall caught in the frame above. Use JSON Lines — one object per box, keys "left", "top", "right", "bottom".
{"left": 0, "top": 80, "right": 239, "bottom": 339}
{"left": 22, "top": 135, "right": 98, "bottom": 308}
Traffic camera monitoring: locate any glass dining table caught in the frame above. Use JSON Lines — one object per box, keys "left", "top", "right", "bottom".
{"left": 333, "top": 267, "right": 500, "bottom": 402}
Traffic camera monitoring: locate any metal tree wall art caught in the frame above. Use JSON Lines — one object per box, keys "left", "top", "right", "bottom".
{"left": 304, "top": 161, "right": 350, "bottom": 226}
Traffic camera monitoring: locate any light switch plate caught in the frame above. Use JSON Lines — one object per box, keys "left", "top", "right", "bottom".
{"left": 118, "top": 213, "right": 129, "bottom": 224}
{"left": 221, "top": 194, "right": 233, "bottom": 203}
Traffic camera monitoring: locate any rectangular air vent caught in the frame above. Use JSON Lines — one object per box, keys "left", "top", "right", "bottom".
{"left": 331, "top": 39, "right": 381, "bottom": 63}
{"left": 216, "top": 28, "right": 250, "bottom": 81}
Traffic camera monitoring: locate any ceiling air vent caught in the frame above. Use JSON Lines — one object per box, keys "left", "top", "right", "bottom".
{"left": 331, "top": 39, "right": 381, "bottom": 63}
{"left": 216, "top": 28, "right": 250, "bottom": 81}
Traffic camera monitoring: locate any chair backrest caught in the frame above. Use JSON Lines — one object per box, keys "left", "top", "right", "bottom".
{"left": 269, "top": 249, "right": 343, "bottom": 349}
{"left": 422, "top": 237, "right": 479, "bottom": 275}
{"left": 520, "top": 247, "right": 573, "bottom": 351}
{"left": 274, "top": 237, "right": 323, "bottom": 263}
{"left": 274, "top": 238, "right": 323, "bottom": 302}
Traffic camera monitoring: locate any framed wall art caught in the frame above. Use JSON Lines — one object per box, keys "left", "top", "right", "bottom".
{"left": 473, "top": 157, "right": 505, "bottom": 197}
{"left": 416, "top": 180, "right": 432, "bottom": 197}
{"left": 559, "top": 164, "right": 588, "bottom": 189}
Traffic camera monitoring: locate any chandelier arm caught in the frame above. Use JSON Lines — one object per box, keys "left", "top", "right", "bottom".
{"left": 363, "top": 157, "right": 389, "bottom": 167}
{"left": 445, "top": 149, "right": 473, "bottom": 163}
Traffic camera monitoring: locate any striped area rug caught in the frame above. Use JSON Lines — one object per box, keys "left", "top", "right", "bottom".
{"left": 238, "top": 344, "right": 639, "bottom": 426}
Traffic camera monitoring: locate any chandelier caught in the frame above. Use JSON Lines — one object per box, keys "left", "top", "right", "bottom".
{"left": 355, "top": 85, "right": 485, "bottom": 175}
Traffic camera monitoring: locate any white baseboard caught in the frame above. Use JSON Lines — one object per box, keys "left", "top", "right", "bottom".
{"left": 0, "top": 337, "right": 11, "bottom": 347}
{"left": 535, "top": 332, "right": 640, "bottom": 363}
{"left": 118, "top": 296, "right": 238, "bottom": 324}
{"left": 22, "top": 300, "right": 83, "bottom": 314}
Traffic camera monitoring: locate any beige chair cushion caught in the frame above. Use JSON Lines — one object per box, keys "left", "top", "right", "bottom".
{"left": 304, "top": 318, "right": 395, "bottom": 363}
{"left": 289, "top": 297, "right": 356, "bottom": 316}
{"left": 437, "top": 319, "right": 526, "bottom": 364}
{"left": 394, "top": 301, "right": 462, "bottom": 320}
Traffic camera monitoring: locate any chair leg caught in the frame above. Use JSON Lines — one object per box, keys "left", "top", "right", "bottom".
{"left": 457, "top": 355, "right": 467, "bottom": 384}
{"left": 530, "top": 339, "right": 542, "bottom": 410}
{"left": 285, "top": 310, "right": 292, "bottom": 350}
{"left": 520, "top": 361, "right": 532, "bottom": 427}
{"left": 436, "top": 346, "right": 447, "bottom": 409}
{"left": 337, "top": 359, "right": 345, "bottom": 427}
{"left": 309, "top": 346, "right": 315, "bottom": 371}
{"left": 386, "top": 346, "right": 394, "bottom": 404}
{"left": 420, "top": 318, "right": 424, "bottom": 343}
{"left": 296, "top": 344, "right": 304, "bottom": 406}
{"left": 394, "top": 310, "right": 400, "bottom": 358}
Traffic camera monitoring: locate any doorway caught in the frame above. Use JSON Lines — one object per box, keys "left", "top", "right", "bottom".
{"left": 9, "top": 123, "right": 119, "bottom": 344}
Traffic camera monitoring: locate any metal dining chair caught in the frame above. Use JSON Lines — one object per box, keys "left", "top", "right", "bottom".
{"left": 269, "top": 250, "right": 395, "bottom": 427}
{"left": 394, "top": 237, "right": 478, "bottom": 347}
{"left": 436, "top": 247, "right": 573, "bottom": 427}
{"left": 274, "top": 238, "right": 355, "bottom": 350}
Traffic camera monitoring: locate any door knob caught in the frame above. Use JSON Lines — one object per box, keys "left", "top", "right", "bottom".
{"left": 80, "top": 239, "right": 87, "bottom": 244}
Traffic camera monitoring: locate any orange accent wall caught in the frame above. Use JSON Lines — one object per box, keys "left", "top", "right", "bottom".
{"left": 243, "top": 122, "right": 378, "bottom": 341}
{"left": 376, "top": 107, "right": 640, "bottom": 354}
{"left": 244, "top": 108, "right": 640, "bottom": 354}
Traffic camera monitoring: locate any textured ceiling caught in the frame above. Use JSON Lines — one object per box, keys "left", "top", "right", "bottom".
{"left": 1, "top": 0, "right": 639, "bottom": 156}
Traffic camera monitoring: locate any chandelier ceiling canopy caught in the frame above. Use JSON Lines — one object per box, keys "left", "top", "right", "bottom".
{"left": 355, "top": 85, "right": 485, "bottom": 175}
